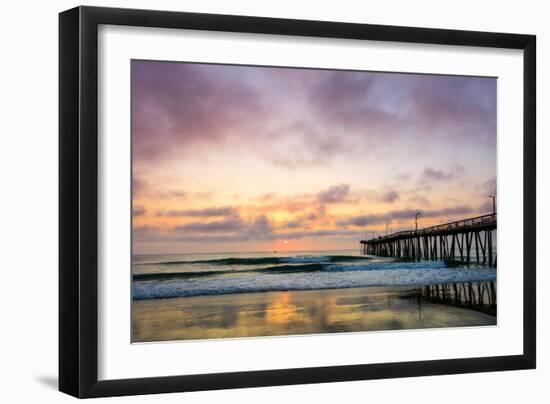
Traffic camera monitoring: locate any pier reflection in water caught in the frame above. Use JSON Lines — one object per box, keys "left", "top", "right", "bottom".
{"left": 416, "top": 281, "right": 496, "bottom": 316}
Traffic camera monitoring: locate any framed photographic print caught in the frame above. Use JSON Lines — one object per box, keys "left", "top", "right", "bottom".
{"left": 59, "top": 6, "right": 536, "bottom": 398}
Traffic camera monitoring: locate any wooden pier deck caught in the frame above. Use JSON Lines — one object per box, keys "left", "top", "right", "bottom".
{"left": 360, "top": 213, "right": 497, "bottom": 266}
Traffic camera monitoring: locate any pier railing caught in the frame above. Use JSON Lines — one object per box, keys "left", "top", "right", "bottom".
{"left": 362, "top": 213, "right": 496, "bottom": 243}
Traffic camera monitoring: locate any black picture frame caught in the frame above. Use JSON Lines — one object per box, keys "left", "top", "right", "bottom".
{"left": 59, "top": 5, "right": 536, "bottom": 398}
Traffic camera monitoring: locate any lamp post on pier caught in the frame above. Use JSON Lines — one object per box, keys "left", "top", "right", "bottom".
{"left": 488, "top": 195, "right": 496, "bottom": 214}
{"left": 415, "top": 211, "right": 421, "bottom": 232}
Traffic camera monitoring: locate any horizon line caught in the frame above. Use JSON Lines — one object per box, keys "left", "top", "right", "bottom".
{"left": 133, "top": 247, "right": 358, "bottom": 257}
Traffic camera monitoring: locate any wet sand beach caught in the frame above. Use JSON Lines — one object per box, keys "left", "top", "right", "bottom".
{"left": 132, "top": 282, "right": 496, "bottom": 342}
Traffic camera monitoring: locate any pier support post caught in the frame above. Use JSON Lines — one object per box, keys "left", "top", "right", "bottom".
{"left": 488, "top": 231, "right": 493, "bottom": 266}
{"left": 475, "top": 231, "right": 480, "bottom": 263}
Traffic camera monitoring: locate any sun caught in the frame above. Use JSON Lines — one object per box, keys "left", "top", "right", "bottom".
{"left": 283, "top": 240, "right": 289, "bottom": 244}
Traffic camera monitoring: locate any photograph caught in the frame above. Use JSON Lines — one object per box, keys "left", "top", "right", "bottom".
{"left": 131, "top": 60, "right": 498, "bottom": 343}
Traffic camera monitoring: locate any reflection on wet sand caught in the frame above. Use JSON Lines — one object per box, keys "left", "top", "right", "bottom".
{"left": 133, "top": 282, "right": 496, "bottom": 342}
{"left": 418, "top": 281, "right": 496, "bottom": 316}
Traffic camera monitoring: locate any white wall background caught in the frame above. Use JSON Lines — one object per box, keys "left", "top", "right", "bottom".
{"left": 0, "top": 0, "right": 547, "bottom": 402}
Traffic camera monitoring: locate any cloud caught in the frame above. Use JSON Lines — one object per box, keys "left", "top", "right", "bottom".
{"left": 264, "top": 121, "right": 351, "bottom": 168}
{"left": 263, "top": 72, "right": 496, "bottom": 169}
{"left": 132, "top": 183, "right": 219, "bottom": 202}
{"left": 428, "top": 205, "right": 476, "bottom": 217}
{"left": 407, "top": 194, "right": 431, "bottom": 206}
{"left": 133, "top": 224, "right": 159, "bottom": 236}
{"left": 132, "top": 176, "right": 188, "bottom": 200}
{"left": 194, "top": 191, "right": 214, "bottom": 200}
{"left": 160, "top": 190, "right": 188, "bottom": 199}
{"left": 156, "top": 206, "right": 237, "bottom": 218}
{"left": 304, "top": 212, "right": 318, "bottom": 221}
{"left": 422, "top": 167, "right": 454, "bottom": 181}
{"left": 317, "top": 183, "right": 351, "bottom": 204}
{"left": 309, "top": 71, "right": 393, "bottom": 135}
{"left": 394, "top": 173, "right": 411, "bottom": 181}
{"left": 354, "top": 189, "right": 401, "bottom": 204}
{"left": 170, "top": 214, "right": 274, "bottom": 239}
{"left": 132, "top": 61, "right": 267, "bottom": 163}
{"left": 135, "top": 199, "right": 478, "bottom": 244}
{"left": 135, "top": 221, "right": 363, "bottom": 243}
{"left": 246, "top": 185, "right": 356, "bottom": 219}
{"left": 337, "top": 205, "right": 475, "bottom": 228}
{"left": 246, "top": 215, "right": 274, "bottom": 237}
{"left": 407, "top": 76, "right": 497, "bottom": 146}
{"left": 309, "top": 72, "right": 496, "bottom": 152}
{"left": 283, "top": 220, "right": 303, "bottom": 229}
{"left": 483, "top": 177, "right": 497, "bottom": 195}
{"left": 380, "top": 190, "right": 399, "bottom": 203}
{"left": 275, "top": 229, "right": 363, "bottom": 240}
{"left": 174, "top": 218, "right": 246, "bottom": 233}
{"left": 133, "top": 61, "right": 496, "bottom": 172}
{"left": 421, "top": 164, "right": 465, "bottom": 182}
{"left": 247, "top": 195, "right": 311, "bottom": 215}
{"left": 132, "top": 177, "right": 147, "bottom": 197}
{"left": 254, "top": 193, "right": 276, "bottom": 202}
{"left": 132, "top": 205, "right": 146, "bottom": 217}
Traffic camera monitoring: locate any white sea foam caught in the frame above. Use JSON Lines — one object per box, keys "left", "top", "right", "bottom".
{"left": 278, "top": 256, "right": 330, "bottom": 263}
{"left": 133, "top": 261, "right": 497, "bottom": 300}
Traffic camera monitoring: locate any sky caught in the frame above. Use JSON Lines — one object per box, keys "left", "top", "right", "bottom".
{"left": 132, "top": 60, "right": 497, "bottom": 254}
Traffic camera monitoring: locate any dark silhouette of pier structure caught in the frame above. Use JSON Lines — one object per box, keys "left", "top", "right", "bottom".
{"left": 417, "top": 281, "right": 497, "bottom": 316}
{"left": 360, "top": 213, "right": 497, "bottom": 266}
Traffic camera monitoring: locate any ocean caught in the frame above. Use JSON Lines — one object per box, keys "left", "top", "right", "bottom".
{"left": 132, "top": 249, "right": 497, "bottom": 300}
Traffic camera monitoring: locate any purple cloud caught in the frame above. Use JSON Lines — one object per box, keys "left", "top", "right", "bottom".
{"left": 304, "top": 213, "right": 318, "bottom": 221}
{"left": 132, "top": 177, "right": 147, "bottom": 197}
{"left": 308, "top": 71, "right": 496, "bottom": 151}
{"left": 422, "top": 167, "right": 454, "bottom": 181}
{"left": 309, "top": 71, "right": 394, "bottom": 134}
{"left": 132, "top": 61, "right": 267, "bottom": 162}
{"left": 317, "top": 184, "right": 351, "bottom": 204}
{"left": 174, "top": 218, "right": 245, "bottom": 233}
{"left": 283, "top": 220, "right": 303, "bottom": 229}
{"left": 246, "top": 215, "right": 274, "bottom": 237}
{"left": 133, "top": 61, "right": 496, "bottom": 170}
{"left": 134, "top": 220, "right": 363, "bottom": 243}
{"left": 422, "top": 165, "right": 465, "bottom": 182}
{"left": 483, "top": 177, "right": 497, "bottom": 195}
{"left": 160, "top": 190, "right": 188, "bottom": 199}
{"left": 380, "top": 190, "right": 400, "bottom": 203}
{"left": 156, "top": 206, "right": 237, "bottom": 218}
{"left": 169, "top": 215, "right": 274, "bottom": 241}
{"left": 133, "top": 205, "right": 146, "bottom": 217}
{"left": 337, "top": 205, "right": 475, "bottom": 227}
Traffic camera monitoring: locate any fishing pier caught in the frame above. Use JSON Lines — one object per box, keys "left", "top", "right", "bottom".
{"left": 360, "top": 213, "right": 497, "bottom": 266}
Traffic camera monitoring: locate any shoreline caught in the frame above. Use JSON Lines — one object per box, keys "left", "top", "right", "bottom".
{"left": 133, "top": 282, "right": 496, "bottom": 343}
{"left": 132, "top": 280, "right": 496, "bottom": 301}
